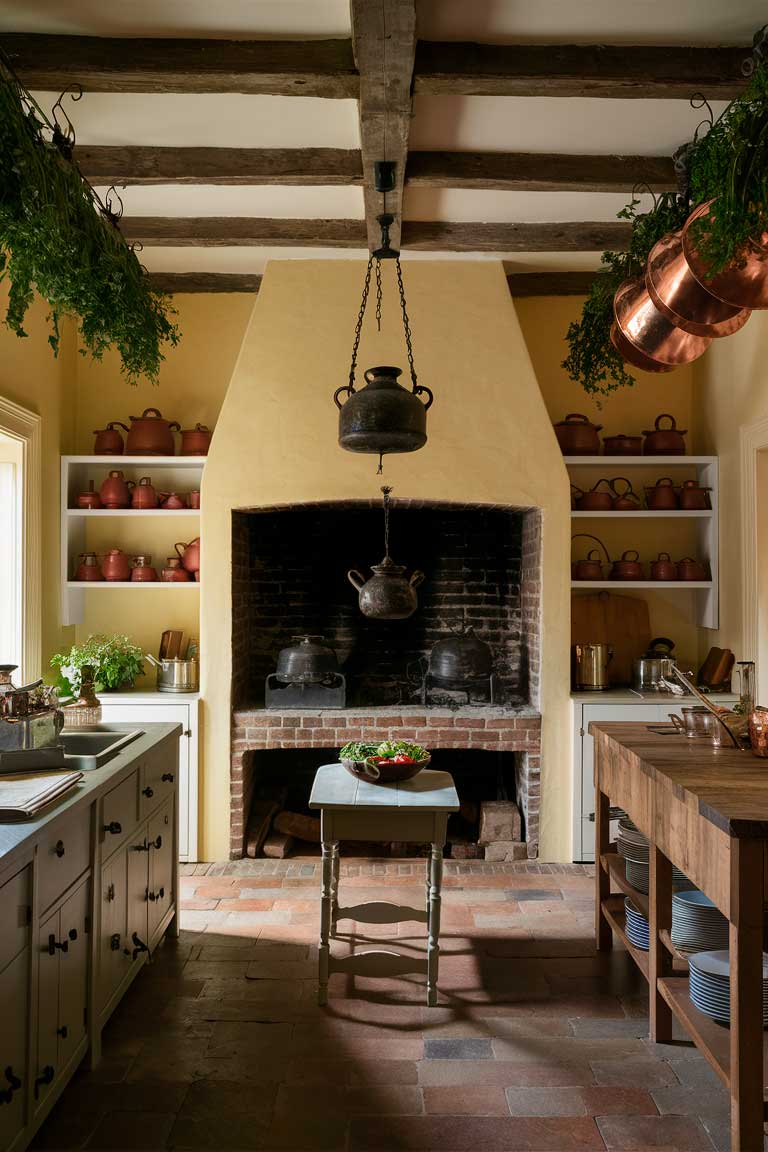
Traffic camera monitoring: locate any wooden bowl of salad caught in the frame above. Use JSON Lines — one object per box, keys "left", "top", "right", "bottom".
{"left": 340, "top": 741, "right": 430, "bottom": 785}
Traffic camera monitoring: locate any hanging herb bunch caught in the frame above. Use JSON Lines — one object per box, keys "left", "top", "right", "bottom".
{"left": 0, "top": 52, "right": 179, "bottom": 382}
{"left": 561, "top": 191, "right": 688, "bottom": 399}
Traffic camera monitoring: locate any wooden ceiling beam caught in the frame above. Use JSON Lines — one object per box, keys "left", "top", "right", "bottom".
{"left": 507, "top": 271, "right": 604, "bottom": 296}
{"left": 351, "top": 0, "right": 417, "bottom": 252}
{"left": 77, "top": 146, "right": 363, "bottom": 186}
{"left": 121, "top": 216, "right": 630, "bottom": 251}
{"left": 413, "top": 41, "right": 748, "bottom": 99}
{"left": 148, "top": 272, "right": 263, "bottom": 293}
{"left": 1, "top": 33, "right": 358, "bottom": 96}
{"left": 406, "top": 151, "right": 676, "bottom": 193}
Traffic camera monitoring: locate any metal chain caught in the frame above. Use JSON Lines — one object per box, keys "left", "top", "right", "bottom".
{"left": 348, "top": 255, "right": 374, "bottom": 390}
{"left": 374, "top": 257, "right": 382, "bottom": 331}
{"left": 381, "top": 486, "right": 392, "bottom": 555}
{"left": 395, "top": 258, "right": 417, "bottom": 389}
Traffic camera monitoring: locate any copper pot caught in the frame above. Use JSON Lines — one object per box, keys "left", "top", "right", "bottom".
{"left": 125, "top": 408, "right": 180, "bottom": 455}
{"left": 683, "top": 199, "right": 768, "bottom": 311}
{"left": 642, "top": 414, "right": 687, "bottom": 456}
{"left": 645, "top": 477, "right": 678, "bottom": 510}
{"left": 678, "top": 479, "right": 711, "bottom": 510}
{"left": 610, "top": 550, "right": 645, "bottom": 580}
{"left": 99, "top": 470, "right": 134, "bottom": 509}
{"left": 571, "top": 534, "right": 610, "bottom": 580}
{"left": 101, "top": 548, "right": 131, "bottom": 581}
{"left": 650, "top": 552, "right": 678, "bottom": 581}
{"left": 575, "top": 479, "right": 614, "bottom": 511}
{"left": 175, "top": 538, "right": 200, "bottom": 573}
{"left": 131, "top": 476, "right": 158, "bottom": 509}
{"left": 180, "top": 423, "right": 212, "bottom": 455}
{"left": 93, "top": 421, "right": 129, "bottom": 455}
{"left": 75, "top": 552, "right": 103, "bottom": 582}
{"left": 646, "top": 229, "right": 751, "bottom": 337}
{"left": 130, "top": 555, "right": 158, "bottom": 582}
{"left": 161, "top": 557, "right": 191, "bottom": 583}
{"left": 603, "top": 433, "right": 643, "bottom": 455}
{"left": 610, "top": 477, "right": 641, "bottom": 511}
{"left": 162, "top": 493, "right": 186, "bottom": 510}
{"left": 677, "top": 556, "right": 708, "bottom": 581}
{"left": 610, "top": 320, "right": 675, "bottom": 374}
{"left": 553, "top": 413, "right": 602, "bottom": 455}
{"left": 188, "top": 490, "right": 201, "bottom": 509}
{"left": 76, "top": 481, "right": 101, "bottom": 509}
{"left": 614, "top": 280, "right": 711, "bottom": 369}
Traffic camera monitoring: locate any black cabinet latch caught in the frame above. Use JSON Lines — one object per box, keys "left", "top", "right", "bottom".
{"left": 48, "top": 934, "right": 68, "bottom": 955}
{"left": 34, "top": 1066, "right": 54, "bottom": 1098}
{"left": 103, "top": 821, "right": 122, "bottom": 835}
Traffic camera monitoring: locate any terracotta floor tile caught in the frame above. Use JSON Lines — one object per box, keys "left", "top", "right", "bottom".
{"left": 579, "top": 1086, "right": 658, "bottom": 1115}
{"left": 590, "top": 1059, "right": 680, "bottom": 1089}
{"left": 423, "top": 1037, "right": 493, "bottom": 1059}
{"left": 217, "top": 898, "right": 275, "bottom": 911}
{"left": 84, "top": 1110, "right": 176, "bottom": 1149}
{"left": 205, "top": 1021, "right": 294, "bottom": 1057}
{"left": 423, "top": 1084, "right": 510, "bottom": 1115}
{"left": 29, "top": 1111, "right": 103, "bottom": 1150}
{"left": 596, "top": 1113, "right": 715, "bottom": 1149}
{"left": 417, "top": 1060, "right": 596, "bottom": 1087}
{"left": 349, "top": 1114, "right": 604, "bottom": 1150}
{"left": 505, "top": 1086, "right": 588, "bottom": 1116}
{"left": 180, "top": 898, "right": 221, "bottom": 911}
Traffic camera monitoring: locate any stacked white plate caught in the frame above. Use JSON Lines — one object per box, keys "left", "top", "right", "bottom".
{"left": 617, "top": 818, "right": 692, "bottom": 894}
{"left": 624, "top": 898, "right": 650, "bottom": 951}
{"left": 688, "top": 950, "right": 768, "bottom": 1026}
{"left": 671, "top": 890, "right": 729, "bottom": 953}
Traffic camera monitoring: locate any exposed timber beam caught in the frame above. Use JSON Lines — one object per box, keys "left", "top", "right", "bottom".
{"left": 507, "top": 272, "right": 604, "bottom": 296}
{"left": 1, "top": 33, "right": 358, "bottom": 96}
{"left": 351, "top": 0, "right": 417, "bottom": 252}
{"left": 120, "top": 217, "right": 630, "bottom": 251}
{"left": 413, "top": 41, "right": 749, "bottom": 99}
{"left": 77, "top": 146, "right": 363, "bottom": 186}
{"left": 406, "top": 151, "right": 677, "bottom": 193}
{"left": 149, "top": 273, "right": 263, "bottom": 293}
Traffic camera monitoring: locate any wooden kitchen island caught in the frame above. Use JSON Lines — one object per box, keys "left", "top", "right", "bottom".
{"left": 592, "top": 721, "right": 768, "bottom": 1152}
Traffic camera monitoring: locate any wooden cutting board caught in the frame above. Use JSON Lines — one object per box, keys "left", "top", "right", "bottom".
{"left": 571, "top": 591, "right": 651, "bottom": 686}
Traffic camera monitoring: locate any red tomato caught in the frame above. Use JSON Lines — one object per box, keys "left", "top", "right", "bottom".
{"left": 393, "top": 754, "right": 414, "bottom": 764}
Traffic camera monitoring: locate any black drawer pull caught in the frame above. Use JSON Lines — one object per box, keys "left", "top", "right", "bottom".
{"left": 103, "top": 821, "right": 122, "bottom": 835}
{"left": 142, "top": 786, "right": 154, "bottom": 798}
{"left": 110, "top": 933, "right": 121, "bottom": 951}
{"left": 161, "top": 772, "right": 174, "bottom": 783}
{"left": 130, "top": 931, "right": 148, "bottom": 960}
{"left": 54, "top": 839, "right": 65, "bottom": 858}
{"left": 148, "top": 886, "right": 165, "bottom": 902}
{"left": 106, "top": 883, "right": 115, "bottom": 902}
{"left": 34, "top": 1066, "right": 54, "bottom": 1098}
{"left": 68, "top": 928, "right": 78, "bottom": 942}
{"left": 132, "top": 839, "right": 149, "bottom": 852}
{"left": 48, "top": 934, "right": 68, "bottom": 955}
{"left": 149, "top": 835, "right": 162, "bottom": 850}
{"left": 0, "top": 1066, "right": 22, "bottom": 1104}
{"left": 56, "top": 1025, "right": 68, "bottom": 1039}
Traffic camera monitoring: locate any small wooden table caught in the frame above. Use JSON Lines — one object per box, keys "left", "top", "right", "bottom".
{"left": 309, "top": 763, "right": 459, "bottom": 1006}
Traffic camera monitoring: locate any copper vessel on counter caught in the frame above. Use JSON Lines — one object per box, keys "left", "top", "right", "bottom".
{"left": 749, "top": 708, "right": 768, "bottom": 758}
{"left": 683, "top": 200, "right": 768, "bottom": 311}
{"left": 646, "top": 230, "right": 751, "bottom": 338}
{"left": 614, "top": 279, "right": 712, "bottom": 369}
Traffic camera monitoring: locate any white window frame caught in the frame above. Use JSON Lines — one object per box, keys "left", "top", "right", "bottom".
{"left": 0, "top": 396, "right": 42, "bottom": 680}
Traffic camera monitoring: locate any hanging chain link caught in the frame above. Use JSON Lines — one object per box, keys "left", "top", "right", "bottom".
{"left": 395, "top": 258, "right": 417, "bottom": 389}
{"left": 348, "top": 255, "right": 374, "bottom": 390}
{"left": 374, "top": 257, "right": 383, "bottom": 332}
{"left": 381, "top": 486, "right": 392, "bottom": 555}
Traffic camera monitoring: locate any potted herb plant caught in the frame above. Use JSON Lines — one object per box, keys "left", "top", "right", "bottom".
{"left": 51, "top": 635, "right": 145, "bottom": 697}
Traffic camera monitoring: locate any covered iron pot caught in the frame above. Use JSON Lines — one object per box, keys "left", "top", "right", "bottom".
{"left": 275, "top": 635, "right": 339, "bottom": 684}
{"left": 335, "top": 366, "right": 433, "bottom": 455}
{"left": 429, "top": 626, "right": 493, "bottom": 683}
{"left": 348, "top": 555, "right": 425, "bottom": 620}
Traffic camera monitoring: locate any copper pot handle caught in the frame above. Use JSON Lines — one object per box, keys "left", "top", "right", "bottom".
{"left": 655, "top": 413, "right": 677, "bottom": 430}
{"left": 586, "top": 549, "right": 603, "bottom": 561}
{"left": 125, "top": 480, "right": 135, "bottom": 490}
{"left": 620, "top": 550, "right": 640, "bottom": 561}
{"left": 174, "top": 542, "right": 188, "bottom": 561}
{"left": 571, "top": 534, "right": 610, "bottom": 564}
{"left": 657, "top": 552, "right": 672, "bottom": 561}
{"left": 609, "top": 476, "right": 632, "bottom": 498}
{"left": 138, "top": 407, "right": 163, "bottom": 419}
{"left": 592, "top": 478, "right": 614, "bottom": 493}
{"left": 655, "top": 477, "right": 675, "bottom": 488}
{"left": 168, "top": 421, "right": 181, "bottom": 432}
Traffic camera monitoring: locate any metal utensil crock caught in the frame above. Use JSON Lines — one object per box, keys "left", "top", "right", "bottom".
{"left": 145, "top": 654, "right": 199, "bottom": 693}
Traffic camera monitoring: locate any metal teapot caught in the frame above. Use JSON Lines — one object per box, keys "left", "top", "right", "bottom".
{"left": 348, "top": 556, "right": 425, "bottom": 620}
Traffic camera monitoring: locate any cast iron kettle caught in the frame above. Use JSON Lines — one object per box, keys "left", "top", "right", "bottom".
{"left": 430, "top": 624, "right": 493, "bottom": 682}
{"left": 275, "top": 636, "right": 339, "bottom": 684}
{"left": 347, "top": 486, "right": 425, "bottom": 620}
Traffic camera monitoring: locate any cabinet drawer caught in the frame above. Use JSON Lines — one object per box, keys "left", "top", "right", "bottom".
{"left": 38, "top": 806, "right": 91, "bottom": 913}
{"left": 140, "top": 745, "right": 177, "bottom": 820}
{"left": 0, "top": 865, "right": 31, "bottom": 972}
{"left": 100, "top": 772, "right": 138, "bottom": 859}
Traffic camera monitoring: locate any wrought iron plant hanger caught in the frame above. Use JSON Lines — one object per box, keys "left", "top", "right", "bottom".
{"left": 334, "top": 201, "right": 433, "bottom": 474}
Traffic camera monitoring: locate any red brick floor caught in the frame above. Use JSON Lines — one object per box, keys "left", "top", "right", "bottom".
{"left": 31, "top": 859, "right": 743, "bottom": 1151}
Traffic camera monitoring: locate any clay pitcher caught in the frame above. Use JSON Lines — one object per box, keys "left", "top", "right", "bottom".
{"left": 175, "top": 538, "right": 200, "bottom": 573}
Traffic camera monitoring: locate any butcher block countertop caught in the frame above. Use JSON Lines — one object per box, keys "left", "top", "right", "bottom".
{"left": 589, "top": 721, "right": 768, "bottom": 839}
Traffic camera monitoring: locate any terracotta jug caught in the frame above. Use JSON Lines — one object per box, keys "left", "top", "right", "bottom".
{"left": 188, "top": 490, "right": 201, "bottom": 509}
{"left": 162, "top": 493, "right": 186, "bottom": 510}
{"left": 678, "top": 479, "right": 711, "bottom": 510}
{"left": 131, "top": 476, "right": 158, "bottom": 509}
{"left": 180, "top": 423, "right": 212, "bottom": 455}
{"left": 161, "top": 557, "right": 190, "bottom": 583}
{"left": 130, "top": 555, "right": 158, "bottom": 582}
{"left": 642, "top": 414, "right": 687, "bottom": 455}
{"left": 175, "top": 538, "right": 200, "bottom": 573}
{"left": 93, "top": 421, "right": 129, "bottom": 455}
{"left": 610, "top": 550, "right": 645, "bottom": 581}
{"left": 650, "top": 552, "right": 678, "bottom": 581}
{"left": 76, "top": 480, "right": 101, "bottom": 509}
{"left": 645, "top": 477, "right": 678, "bottom": 510}
{"left": 75, "top": 552, "right": 103, "bottom": 582}
{"left": 677, "top": 557, "right": 708, "bottom": 581}
{"left": 101, "top": 548, "right": 131, "bottom": 582}
{"left": 125, "top": 408, "right": 180, "bottom": 455}
{"left": 99, "top": 470, "right": 134, "bottom": 509}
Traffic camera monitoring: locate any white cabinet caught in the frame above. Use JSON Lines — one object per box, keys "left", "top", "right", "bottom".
{"left": 99, "top": 695, "right": 198, "bottom": 861}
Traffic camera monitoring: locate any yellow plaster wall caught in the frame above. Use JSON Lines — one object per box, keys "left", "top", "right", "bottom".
{"left": 200, "top": 260, "right": 573, "bottom": 861}
{"left": 0, "top": 285, "right": 76, "bottom": 669}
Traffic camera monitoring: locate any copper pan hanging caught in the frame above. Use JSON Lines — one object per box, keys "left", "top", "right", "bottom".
{"left": 646, "top": 230, "right": 751, "bottom": 338}
{"left": 682, "top": 199, "right": 768, "bottom": 310}
{"left": 610, "top": 321, "right": 674, "bottom": 374}
{"left": 613, "top": 278, "right": 711, "bottom": 369}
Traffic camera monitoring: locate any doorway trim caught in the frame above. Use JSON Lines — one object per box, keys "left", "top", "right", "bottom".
{"left": 740, "top": 415, "right": 768, "bottom": 691}
{"left": 0, "top": 396, "right": 42, "bottom": 679}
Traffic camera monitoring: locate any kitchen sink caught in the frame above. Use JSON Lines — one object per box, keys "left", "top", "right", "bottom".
{"left": 59, "top": 728, "right": 143, "bottom": 770}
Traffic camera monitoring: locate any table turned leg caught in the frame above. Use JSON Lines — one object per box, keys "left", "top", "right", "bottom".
{"left": 330, "top": 842, "right": 340, "bottom": 939}
{"left": 427, "top": 843, "right": 443, "bottom": 1007}
{"left": 318, "top": 839, "right": 335, "bottom": 1006}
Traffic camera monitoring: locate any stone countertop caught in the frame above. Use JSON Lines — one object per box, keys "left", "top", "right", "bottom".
{"left": 97, "top": 691, "right": 200, "bottom": 703}
{"left": 0, "top": 723, "right": 181, "bottom": 869}
{"left": 571, "top": 690, "right": 738, "bottom": 704}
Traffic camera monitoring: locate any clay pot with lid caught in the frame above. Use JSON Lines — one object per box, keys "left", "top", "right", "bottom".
{"left": 275, "top": 635, "right": 339, "bottom": 684}
{"left": 76, "top": 481, "right": 101, "bottom": 509}
{"left": 131, "top": 476, "right": 158, "bottom": 509}
{"left": 101, "top": 548, "right": 131, "bottom": 582}
{"left": 125, "top": 408, "right": 180, "bottom": 456}
{"left": 683, "top": 199, "right": 768, "bottom": 311}
{"left": 553, "top": 413, "right": 602, "bottom": 455}
{"left": 162, "top": 493, "right": 186, "bottom": 510}
{"left": 642, "top": 414, "right": 687, "bottom": 455}
{"left": 99, "top": 470, "right": 134, "bottom": 509}
{"left": 175, "top": 538, "right": 200, "bottom": 573}
{"left": 603, "top": 433, "right": 643, "bottom": 455}
{"left": 573, "top": 478, "right": 614, "bottom": 511}
{"left": 180, "top": 424, "right": 212, "bottom": 455}
{"left": 678, "top": 479, "right": 711, "bottom": 510}
{"left": 75, "top": 552, "right": 103, "bottom": 582}
{"left": 571, "top": 534, "right": 610, "bottom": 580}
{"left": 610, "top": 477, "right": 641, "bottom": 511}
{"left": 161, "top": 557, "right": 190, "bottom": 583}
{"left": 645, "top": 477, "right": 679, "bottom": 510}
{"left": 677, "top": 557, "right": 708, "bottom": 581}
{"left": 130, "top": 555, "right": 158, "bottom": 582}
{"left": 650, "top": 552, "right": 678, "bottom": 581}
{"left": 610, "top": 550, "right": 645, "bottom": 581}
{"left": 348, "top": 556, "right": 425, "bottom": 620}
{"left": 93, "top": 421, "right": 129, "bottom": 455}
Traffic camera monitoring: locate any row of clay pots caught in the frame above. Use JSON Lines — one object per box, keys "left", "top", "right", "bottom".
{"left": 572, "top": 550, "right": 709, "bottom": 582}
{"left": 572, "top": 476, "right": 710, "bottom": 512}
{"left": 77, "top": 473, "right": 200, "bottom": 510}
{"left": 612, "top": 199, "right": 768, "bottom": 372}
{"left": 554, "top": 412, "right": 687, "bottom": 456}
{"left": 75, "top": 551, "right": 199, "bottom": 583}
{"left": 93, "top": 409, "right": 212, "bottom": 456}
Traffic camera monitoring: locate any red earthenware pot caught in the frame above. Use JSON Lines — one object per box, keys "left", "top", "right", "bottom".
{"left": 101, "top": 548, "right": 131, "bottom": 582}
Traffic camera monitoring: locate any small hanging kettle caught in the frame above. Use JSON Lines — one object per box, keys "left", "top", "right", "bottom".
{"left": 347, "top": 486, "right": 424, "bottom": 619}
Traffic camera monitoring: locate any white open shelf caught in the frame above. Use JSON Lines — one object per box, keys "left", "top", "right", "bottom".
{"left": 571, "top": 510, "right": 712, "bottom": 519}
{"left": 572, "top": 580, "right": 713, "bottom": 590}
{"left": 61, "top": 454, "right": 205, "bottom": 626}
{"left": 564, "top": 455, "right": 717, "bottom": 466}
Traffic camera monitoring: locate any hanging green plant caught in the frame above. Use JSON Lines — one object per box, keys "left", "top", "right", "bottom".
{"left": 561, "top": 192, "right": 688, "bottom": 398}
{"left": 0, "top": 53, "right": 179, "bottom": 382}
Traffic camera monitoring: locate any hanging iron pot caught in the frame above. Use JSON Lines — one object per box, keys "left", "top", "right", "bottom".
{"left": 347, "top": 486, "right": 425, "bottom": 619}
{"left": 646, "top": 229, "right": 751, "bottom": 337}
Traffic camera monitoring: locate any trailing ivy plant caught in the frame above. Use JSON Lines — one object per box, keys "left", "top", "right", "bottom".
{"left": 0, "top": 54, "right": 179, "bottom": 382}
{"left": 561, "top": 192, "right": 688, "bottom": 399}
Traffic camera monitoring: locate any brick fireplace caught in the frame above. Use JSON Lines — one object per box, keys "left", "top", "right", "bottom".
{"left": 230, "top": 499, "right": 542, "bottom": 860}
